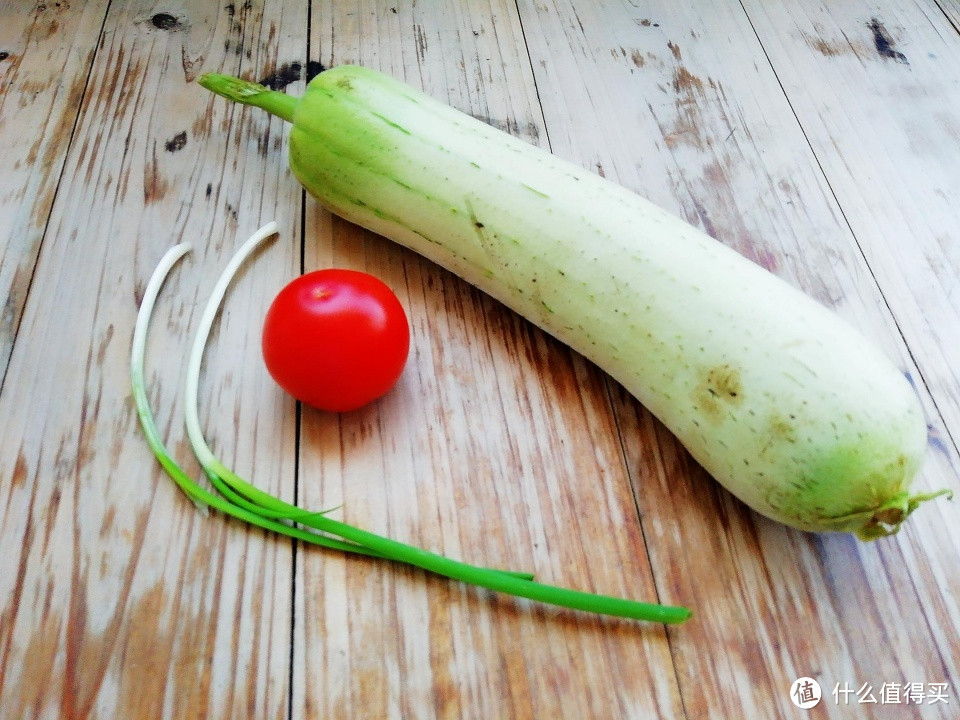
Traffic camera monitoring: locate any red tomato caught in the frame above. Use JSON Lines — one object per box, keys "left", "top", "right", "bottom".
{"left": 261, "top": 269, "right": 410, "bottom": 412}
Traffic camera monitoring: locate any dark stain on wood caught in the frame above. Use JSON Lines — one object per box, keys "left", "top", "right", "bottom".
{"left": 692, "top": 198, "right": 718, "bottom": 239}
{"left": 151, "top": 13, "right": 182, "bottom": 31}
{"left": 222, "top": 1, "right": 254, "bottom": 57}
{"left": 804, "top": 34, "right": 846, "bottom": 57}
{"left": 927, "top": 423, "right": 952, "bottom": 459}
{"left": 256, "top": 126, "right": 272, "bottom": 157}
{"left": 414, "top": 24, "right": 429, "bottom": 63}
{"left": 903, "top": 369, "right": 917, "bottom": 390}
{"left": 190, "top": 112, "right": 212, "bottom": 147}
{"left": 650, "top": 36, "right": 715, "bottom": 151}
{"left": 143, "top": 150, "right": 169, "bottom": 205}
{"left": 868, "top": 18, "right": 908, "bottom": 64}
{"left": 306, "top": 60, "right": 325, "bottom": 81}
{"left": 802, "top": 25, "right": 905, "bottom": 64}
{"left": 661, "top": 77, "right": 710, "bottom": 150}
{"left": 224, "top": 0, "right": 252, "bottom": 16}
{"left": 164, "top": 131, "right": 187, "bottom": 152}
{"left": 10, "top": 450, "right": 28, "bottom": 491}
{"left": 258, "top": 62, "right": 303, "bottom": 90}
{"left": 672, "top": 66, "right": 703, "bottom": 94}
{"left": 43, "top": 18, "right": 61, "bottom": 39}
{"left": 2, "top": 552, "right": 54, "bottom": 715}
{"left": 2, "top": 291, "right": 16, "bottom": 354}
{"left": 690, "top": 191, "right": 780, "bottom": 273}
{"left": 747, "top": 246, "right": 780, "bottom": 273}
{"left": 468, "top": 113, "right": 541, "bottom": 142}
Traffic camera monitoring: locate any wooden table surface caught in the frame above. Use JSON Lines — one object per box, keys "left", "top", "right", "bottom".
{"left": 2, "top": 1, "right": 960, "bottom": 718}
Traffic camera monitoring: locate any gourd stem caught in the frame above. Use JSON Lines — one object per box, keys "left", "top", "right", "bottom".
{"left": 197, "top": 73, "right": 298, "bottom": 123}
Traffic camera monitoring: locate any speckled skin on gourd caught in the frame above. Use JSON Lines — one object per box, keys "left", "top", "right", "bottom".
{"left": 198, "top": 65, "right": 949, "bottom": 539}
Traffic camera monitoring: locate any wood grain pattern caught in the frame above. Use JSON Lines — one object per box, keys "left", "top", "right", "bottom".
{"left": 0, "top": 0, "right": 958, "bottom": 718}
{"left": 516, "top": 1, "right": 959, "bottom": 718}
{"left": 0, "top": 1, "right": 305, "bottom": 717}
{"left": 938, "top": 0, "right": 960, "bottom": 31}
{"left": 0, "top": 0, "right": 108, "bottom": 381}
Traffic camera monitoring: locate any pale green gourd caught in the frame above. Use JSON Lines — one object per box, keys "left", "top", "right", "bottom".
{"left": 199, "top": 65, "right": 950, "bottom": 540}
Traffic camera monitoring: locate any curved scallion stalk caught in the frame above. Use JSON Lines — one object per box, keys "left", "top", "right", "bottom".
{"left": 180, "top": 223, "right": 533, "bottom": 581}
{"left": 132, "top": 242, "right": 387, "bottom": 559}
{"left": 134, "top": 231, "right": 531, "bottom": 579}
{"left": 181, "top": 222, "right": 691, "bottom": 624}
{"left": 183, "top": 222, "right": 279, "bottom": 475}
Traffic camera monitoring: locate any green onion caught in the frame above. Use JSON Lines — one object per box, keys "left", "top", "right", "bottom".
{"left": 132, "top": 242, "right": 391, "bottom": 558}
{"left": 133, "top": 223, "right": 692, "bottom": 623}
{"left": 132, "top": 234, "right": 530, "bottom": 568}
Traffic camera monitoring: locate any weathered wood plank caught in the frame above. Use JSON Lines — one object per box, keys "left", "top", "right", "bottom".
{"left": 516, "top": 0, "right": 960, "bottom": 717}
{"left": 0, "top": 1, "right": 108, "bottom": 384}
{"left": 293, "top": 2, "right": 684, "bottom": 719}
{"left": 936, "top": 0, "right": 960, "bottom": 30}
{"left": 0, "top": 1, "right": 307, "bottom": 717}
{"left": 1, "top": 0, "right": 957, "bottom": 718}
